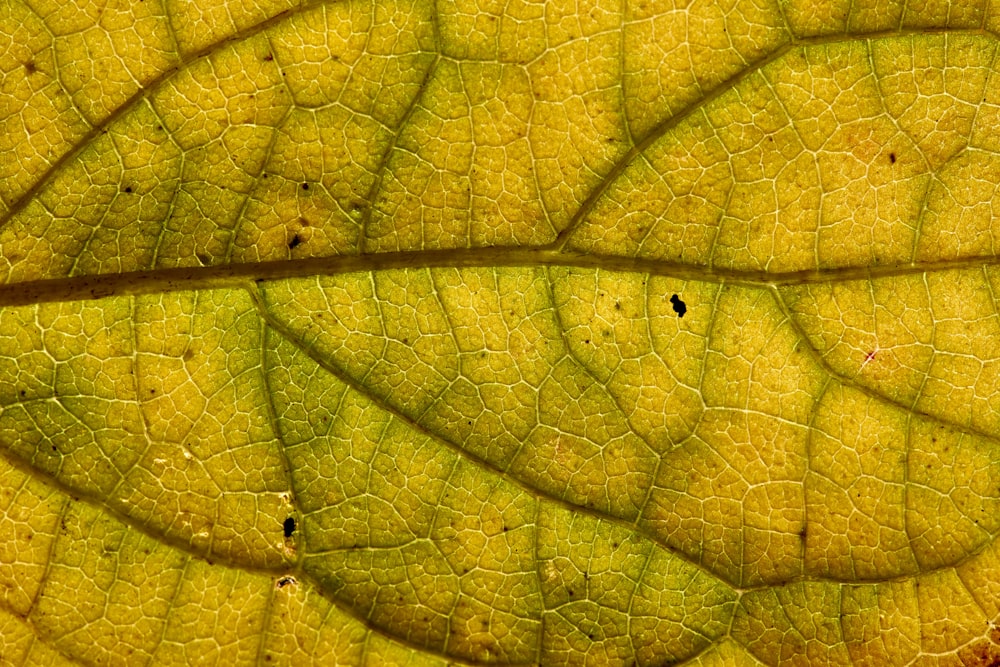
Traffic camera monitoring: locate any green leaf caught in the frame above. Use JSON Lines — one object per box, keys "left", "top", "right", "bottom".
{"left": 2, "top": 0, "right": 1000, "bottom": 664}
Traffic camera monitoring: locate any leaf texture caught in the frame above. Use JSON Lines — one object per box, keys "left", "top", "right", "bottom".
{"left": 2, "top": 0, "right": 1000, "bottom": 664}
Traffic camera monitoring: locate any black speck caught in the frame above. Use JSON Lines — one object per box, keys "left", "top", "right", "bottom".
{"left": 669, "top": 294, "right": 687, "bottom": 318}
{"left": 288, "top": 234, "right": 302, "bottom": 249}
{"left": 301, "top": 182, "right": 309, "bottom": 190}
{"left": 124, "top": 186, "right": 132, "bottom": 193}
{"left": 283, "top": 516, "right": 296, "bottom": 538}
{"left": 889, "top": 152, "right": 896, "bottom": 163}
{"left": 264, "top": 53, "right": 274, "bottom": 62}
{"left": 277, "top": 576, "right": 293, "bottom": 588}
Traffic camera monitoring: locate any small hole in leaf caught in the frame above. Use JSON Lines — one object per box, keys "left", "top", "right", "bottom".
{"left": 301, "top": 182, "right": 309, "bottom": 191}
{"left": 288, "top": 234, "right": 302, "bottom": 249}
{"left": 889, "top": 152, "right": 896, "bottom": 163}
{"left": 669, "top": 294, "right": 686, "bottom": 317}
{"left": 124, "top": 186, "right": 132, "bottom": 193}
{"left": 283, "top": 516, "right": 296, "bottom": 537}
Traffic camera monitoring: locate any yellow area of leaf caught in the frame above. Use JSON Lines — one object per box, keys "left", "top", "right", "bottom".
{"left": 3, "top": 0, "right": 1000, "bottom": 664}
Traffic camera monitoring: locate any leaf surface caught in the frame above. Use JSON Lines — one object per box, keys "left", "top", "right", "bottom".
{"left": 2, "top": 0, "right": 1000, "bottom": 664}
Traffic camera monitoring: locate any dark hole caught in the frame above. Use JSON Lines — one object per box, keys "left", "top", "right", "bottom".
{"left": 288, "top": 234, "right": 302, "bottom": 249}
{"left": 124, "top": 186, "right": 132, "bottom": 193}
{"left": 277, "top": 576, "right": 293, "bottom": 588}
{"left": 301, "top": 182, "right": 309, "bottom": 190}
{"left": 283, "top": 516, "right": 296, "bottom": 538}
{"left": 890, "top": 152, "right": 896, "bottom": 163}
{"left": 669, "top": 294, "right": 687, "bottom": 318}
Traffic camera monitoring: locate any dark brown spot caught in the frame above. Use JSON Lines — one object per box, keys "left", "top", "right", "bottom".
{"left": 889, "top": 152, "right": 896, "bottom": 163}
{"left": 24, "top": 61, "right": 36, "bottom": 74}
{"left": 283, "top": 516, "right": 296, "bottom": 537}
{"left": 288, "top": 234, "right": 302, "bottom": 250}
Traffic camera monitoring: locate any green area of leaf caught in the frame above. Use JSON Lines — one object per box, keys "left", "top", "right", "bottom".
{"left": 2, "top": 0, "right": 1000, "bottom": 664}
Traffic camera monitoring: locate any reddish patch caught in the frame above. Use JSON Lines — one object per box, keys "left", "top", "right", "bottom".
{"left": 958, "top": 635, "right": 1000, "bottom": 666}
